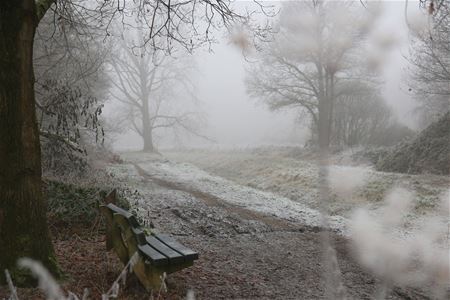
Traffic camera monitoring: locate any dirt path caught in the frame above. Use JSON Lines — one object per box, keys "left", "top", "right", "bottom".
{"left": 123, "top": 160, "right": 431, "bottom": 299}
{"left": 134, "top": 163, "right": 309, "bottom": 233}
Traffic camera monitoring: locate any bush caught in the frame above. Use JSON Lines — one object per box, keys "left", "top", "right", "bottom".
{"left": 351, "top": 147, "right": 391, "bottom": 165}
{"left": 45, "top": 180, "right": 130, "bottom": 227}
{"left": 376, "top": 112, "right": 450, "bottom": 175}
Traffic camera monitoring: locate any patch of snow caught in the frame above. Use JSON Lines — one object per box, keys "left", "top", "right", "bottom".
{"left": 117, "top": 153, "right": 349, "bottom": 235}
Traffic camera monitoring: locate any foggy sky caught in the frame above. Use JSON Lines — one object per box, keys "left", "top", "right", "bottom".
{"left": 108, "top": 1, "right": 422, "bottom": 151}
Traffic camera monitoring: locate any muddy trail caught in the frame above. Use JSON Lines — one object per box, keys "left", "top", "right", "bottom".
{"left": 129, "top": 162, "right": 431, "bottom": 299}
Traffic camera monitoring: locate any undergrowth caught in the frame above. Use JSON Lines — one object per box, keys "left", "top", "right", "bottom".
{"left": 44, "top": 179, "right": 131, "bottom": 228}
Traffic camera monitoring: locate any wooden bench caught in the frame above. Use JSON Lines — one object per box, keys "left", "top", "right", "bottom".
{"left": 100, "top": 202, "right": 198, "bottom": 290}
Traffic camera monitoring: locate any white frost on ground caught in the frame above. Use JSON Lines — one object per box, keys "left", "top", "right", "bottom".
{"left": 108, "top": 151, "right": 449, "bottom": 243}
{"left": 164, "top": 150, "right": 450, "bottom": 242}
{"left": 115, "top": 152, "right": 350, "bottom": 235}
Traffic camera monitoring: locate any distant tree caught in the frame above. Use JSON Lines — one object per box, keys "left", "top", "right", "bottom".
{"left": 0, "top": 0, "right": 251, "bottom": 284}
{"left": 246, "top": 0, "right": 376, "bottom": 151}
{"left": 333, "top": 89, "right": 386, "bottom": 147}
{"left": 407, "top": 1, "right": 450, "bottom": 128}
{"left": 109, "top": 41, "right": 201, "bottom": 152}
{"left": 332, "top": 83, "right": 412, "bottom": 147}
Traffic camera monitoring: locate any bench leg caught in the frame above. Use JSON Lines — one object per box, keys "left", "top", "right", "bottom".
{"left": 133, "top": 255, "right": 166, "bottom": 291}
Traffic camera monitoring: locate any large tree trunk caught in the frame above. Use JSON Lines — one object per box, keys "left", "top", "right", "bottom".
{"left": 141, "top": 99, "right": 155, "bottom": 152}
{"left": 317, "top": 72, "right": 335, "bottom": 152}
{"left": 318, "top": 96, "right": 332, "bottom": 151}
{"left": 0, "top": 0, "right": 58, "bottom": 285}
{"left": 142, "top": 127, "right": 155, "bottom": 152}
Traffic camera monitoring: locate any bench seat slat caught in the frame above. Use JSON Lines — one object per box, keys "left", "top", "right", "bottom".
{"left": 146, "top": 236, "right": 185, "bottom": 265}
{"left": 138, "top": 244, "right": 168, "bottom": 266}
{"left": 154, "top": 234, "right": 199, "bottom": 261}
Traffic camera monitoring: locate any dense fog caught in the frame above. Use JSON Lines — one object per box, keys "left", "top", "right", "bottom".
{"left": 1, "top": 0, "right": 448, "bottom": 299}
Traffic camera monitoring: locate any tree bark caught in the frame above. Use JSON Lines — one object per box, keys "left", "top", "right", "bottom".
{"left": 0, "top": 0, "right": 58, "bottom": 285}
{"left": 318, "top": 87, "right": 332, "bottom": 151}
{"left": 141, "top": 99, "right": 155, "bottom": 152}
{"left": 142, "top": 127, "right": 155, "bottom": 152}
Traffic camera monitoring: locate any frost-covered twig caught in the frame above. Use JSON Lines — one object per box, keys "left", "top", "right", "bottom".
{"left": 9, "top": 253, "right": 163, "bottom": 300}
{"left": 149, "top": 272, "right": 168, "bottom": 300}
{"left": 156, "top": 272, "right": 167, "bottom": 300}
{"left": 101, "top": 252, "right": 139, "bottom": 299}
{"left": 186, "top": 289, "right": 195, "bottom": 300}
{"left": 13, "top": 258, "right": 85, "bottom": 300}
{"left": 18, "top": 258, "right": 65, "bottom": 300}
{"left": 4, "top": 269, "right": 19, "bottom": 300}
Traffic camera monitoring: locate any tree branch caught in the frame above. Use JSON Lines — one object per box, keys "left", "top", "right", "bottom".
{"left": 40, "top": 130, "right": 84, "bottom": 153}
{"left": 35, "top": 0, "right": 56, "bottom": 22}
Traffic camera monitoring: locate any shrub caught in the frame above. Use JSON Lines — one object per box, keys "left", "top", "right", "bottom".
{"left": 45, "top": 180, "right": 130, "bottom": 227}
{"left": 376, "top": 112, "right": 450, "bottom": 175}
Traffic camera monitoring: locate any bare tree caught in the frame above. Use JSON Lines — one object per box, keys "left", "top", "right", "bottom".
{"left": 330, "top": 83, "right": 411, "bottom": 147}
{"left": 407, "top": 1, "right": 450, "bottom": 127}
{"left": 109, "top": 40, "right": 201, "bottom": 152}
{"left": 0, "top": 0, "right": 254, "bottom": 283}
{"left": 247, "top": 0, "right": 376, "bottom": 150}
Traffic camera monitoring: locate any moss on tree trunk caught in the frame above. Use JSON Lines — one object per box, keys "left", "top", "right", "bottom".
{"left": 0, "top": 0, "right": 59, "bottom": 285}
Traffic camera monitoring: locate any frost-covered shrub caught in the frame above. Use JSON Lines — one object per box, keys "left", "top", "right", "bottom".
{"left": 351, "top": 147, "right": 391, "bottom": 165}
{"left": 41, "top": 139, "right": 89, "bottom": 178}
{"left": 45, "top": 180, "right": 130, "bottom": 227}
{"left": 376, "top": 112, "right": 450, "bottom": 175}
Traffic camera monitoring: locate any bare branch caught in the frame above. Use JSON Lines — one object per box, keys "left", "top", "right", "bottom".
{"left": 36, "top": 0, "right": 56, "bottom": 21}
{"left": 40, "top": 130, "right": 84, "bottom": 153}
